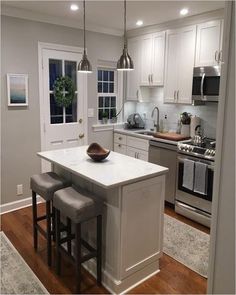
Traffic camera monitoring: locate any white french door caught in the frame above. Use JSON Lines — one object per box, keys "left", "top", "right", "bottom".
{"left": 40, "top": 46, "right": 87, "bottom": 171}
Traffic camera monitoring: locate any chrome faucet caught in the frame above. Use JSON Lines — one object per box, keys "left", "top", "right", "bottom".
{"left": 151, "top": 106, "right": 160, "bottom": 132}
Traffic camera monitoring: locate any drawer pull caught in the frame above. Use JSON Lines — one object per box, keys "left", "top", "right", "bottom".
{"left": 119, "top": 137, "right": 122, "bottom": 140}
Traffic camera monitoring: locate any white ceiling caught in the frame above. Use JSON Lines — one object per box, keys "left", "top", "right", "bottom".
{"left": 1, "top": 1, "right": 225, "bottom": 35}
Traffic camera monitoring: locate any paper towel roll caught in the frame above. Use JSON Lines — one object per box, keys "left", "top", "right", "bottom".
{"left": 190, "top": 116, "right": 201, "bottom": 138}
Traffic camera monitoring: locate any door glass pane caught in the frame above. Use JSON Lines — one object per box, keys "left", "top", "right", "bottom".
{"left": 49, "top": 59, "right": 62, "bottom": 90}
{"left": 66, "top": 94, "right": 77, "bottom": 123}
{"left": 50, "top": 94, "right": 63, "bottom": 124}
{"left": 65, "top": 61, "right": 77, "bottom": 91}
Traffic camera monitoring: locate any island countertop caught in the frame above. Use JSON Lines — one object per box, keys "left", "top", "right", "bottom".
{"left": 38, "top": 146, "right": 168, "bottom": 189}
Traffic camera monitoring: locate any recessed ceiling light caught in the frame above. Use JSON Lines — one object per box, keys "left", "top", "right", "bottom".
{"left": 70, "top": 4, "right": 79, "bottom": 11}
{"left": 136, "top": 20, "right": 143, "bottom": 26}
{"left": 180, "top": 8, "right": 189, "bottom": 16}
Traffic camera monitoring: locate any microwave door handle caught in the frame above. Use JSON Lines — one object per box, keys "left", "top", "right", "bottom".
{"left": 200, "top": 73, "right": 205, "bottom": 99}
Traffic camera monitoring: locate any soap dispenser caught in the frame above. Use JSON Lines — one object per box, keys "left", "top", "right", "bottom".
{"left": 163, "top": 115, "right": 169, "bottom": 133}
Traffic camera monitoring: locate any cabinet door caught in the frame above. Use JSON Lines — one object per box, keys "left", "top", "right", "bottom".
{"left": 164, "top": 30, "right": 179, "bottom": 103}
{"left": 177, "top": 25, "right": 196, "bottom": 104}
{"left": 195, "top": 20, "right": 222, "bottom": 66}
{"left": 120, "top": 176, "right": 165, "bottom": 278}
{"left": 152, "top": 31, "right": 165, "bottom": 86}
{"left": 140, "top": 34, "right": 153, "bottom": 86}
{"left": 126, "top": 37, "right": 141, "bottom": 101}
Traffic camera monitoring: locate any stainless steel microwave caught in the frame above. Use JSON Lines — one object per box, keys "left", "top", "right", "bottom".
{"left": 192, "top": 66, "right": 221, "bottom": 102}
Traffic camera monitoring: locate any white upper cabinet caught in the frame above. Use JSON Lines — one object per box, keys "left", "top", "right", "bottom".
{"left": 126, "top": 37, "right": 141, "bottom": 101}
{"left": 164, "top": 25, "right": 196, "bottom": 104}
{"left": 195, "top": 20, "right": 223, "bottom": 66}
{"left": 140, "top": 31, "right": 165, "bottom": 86}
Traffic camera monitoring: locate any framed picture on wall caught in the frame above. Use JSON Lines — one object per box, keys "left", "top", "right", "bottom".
{"left": 7, "top": 74, "right": 28, "bottom": 106}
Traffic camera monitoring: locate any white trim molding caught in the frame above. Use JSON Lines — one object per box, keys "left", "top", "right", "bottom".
{"left": 0, "top": 196, "right": 44, "bottom": 215}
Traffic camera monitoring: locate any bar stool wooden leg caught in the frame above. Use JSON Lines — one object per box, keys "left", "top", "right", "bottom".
{"left": 67, "top": 218, "right": 72, "bottom": 255}
{"left": 55, "top": 209, "right": 61, "bottom": 275}
{"left": 97, "top": 215, "right": 102, "bottom": 285}
{"left": 75, "top": 223, "right": 81, "bottom": 294}
{"left": 46, "top": 200, "right": 52, "bottom": 267}
{"left": 52, "top": 205, "right": 56, "bottom": 242}
{"left": 32, "top": 191, "right": 38, "bottom": 250}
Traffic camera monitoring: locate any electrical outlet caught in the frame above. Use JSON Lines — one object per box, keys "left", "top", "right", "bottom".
{"left": 17, "top": 184, "right": 23, "bottom": 196}
{"left": 88, "top": 108, "right": 94, "bottom": 118}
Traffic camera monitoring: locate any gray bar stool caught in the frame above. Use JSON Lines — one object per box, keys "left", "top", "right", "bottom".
{"left": 30, "top": 172, "right": 70, "bottom": 266}
{"left": 54, "top": 186, "right": 103, "bottom": 293}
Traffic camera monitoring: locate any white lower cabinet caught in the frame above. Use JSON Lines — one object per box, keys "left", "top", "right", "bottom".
{"left": 114, "top": 132, "right": 149, "bottom": 161}
{"left": 120, "top": 176, "right": 165, "bottom": 278}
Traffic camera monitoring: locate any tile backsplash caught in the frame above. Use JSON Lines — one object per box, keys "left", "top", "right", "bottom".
{"left": 124, "top": 87, "right": 218, "bottom": 139}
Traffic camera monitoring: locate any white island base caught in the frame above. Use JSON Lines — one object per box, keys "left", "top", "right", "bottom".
{"left": 38, "top": 147, "right": 167, "bottom": 294}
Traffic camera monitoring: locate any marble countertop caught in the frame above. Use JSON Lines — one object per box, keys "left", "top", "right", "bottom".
{"left": 38, "top": 146, "right": 168, "bottom": 189}
{"left": 114, "top": 129, "right": 189, "bottom": 145}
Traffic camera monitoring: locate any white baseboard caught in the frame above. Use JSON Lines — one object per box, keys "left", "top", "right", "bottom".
{"left": 0, "top": 196, "right": 44, "bottom": 215}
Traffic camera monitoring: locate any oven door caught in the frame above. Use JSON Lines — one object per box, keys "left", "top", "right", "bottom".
{"left": 176, "top": 154, "right": 214, "bottom": 214}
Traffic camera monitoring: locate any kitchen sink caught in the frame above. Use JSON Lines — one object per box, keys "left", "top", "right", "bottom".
{"left": 135, "top": 130, "right": 155, "bottom": 136}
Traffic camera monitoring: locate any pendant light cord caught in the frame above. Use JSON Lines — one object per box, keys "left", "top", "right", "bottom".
{"left": 83, "top": 0, "right": 86, "bottom": 55}
{"left": 124, "top": 0, "right": 127, "bottom": 49}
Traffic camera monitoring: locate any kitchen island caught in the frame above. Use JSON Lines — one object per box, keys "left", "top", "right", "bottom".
{"left": 38, "top": 146, "right": 168, "bottom": 294}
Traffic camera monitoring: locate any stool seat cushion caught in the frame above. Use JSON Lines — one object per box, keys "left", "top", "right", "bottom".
{"left": 30, "top": 172, "right": 70, "bottom": 201}
{"left": 53, "top": 187, "right": 103, "bottom": 223}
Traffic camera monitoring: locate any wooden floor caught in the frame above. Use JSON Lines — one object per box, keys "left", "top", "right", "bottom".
{"left": 1, "top": 204, "right": 209, "bottom": 294}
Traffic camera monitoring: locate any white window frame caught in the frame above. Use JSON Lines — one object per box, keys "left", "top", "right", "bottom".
{"left": 96, "top": 61, "right": 123, "bottom": 124}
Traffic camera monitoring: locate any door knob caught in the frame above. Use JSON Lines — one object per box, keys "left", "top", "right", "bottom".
{"left": 79, "top": 118, "right": 83, "bottom": 123}
{"left": 79, "top": 133, "right": 84, "bottom": 139}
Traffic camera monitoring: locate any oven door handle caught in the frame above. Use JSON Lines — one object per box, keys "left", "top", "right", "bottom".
{"left": 178, "top": 157, "right": 214, "bottom": 171}
{"left": 200, "top": 73, "right": 205, "bottom": 98}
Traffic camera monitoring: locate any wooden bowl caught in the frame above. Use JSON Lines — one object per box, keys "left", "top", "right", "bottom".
{"left": 87, "top": 143, "right": 110, "bottom": 162}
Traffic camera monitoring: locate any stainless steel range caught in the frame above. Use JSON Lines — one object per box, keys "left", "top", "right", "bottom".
{"left": 175, "top": 138, "right": 216, "bottom": 227}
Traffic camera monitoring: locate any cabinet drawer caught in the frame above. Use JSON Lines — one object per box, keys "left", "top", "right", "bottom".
{"left": 114, "top": 133, "right": 127, "bottom": 145}
{"left": 127, "top": 136, "right": 149, "bottom": 151}
{"left": 114, "top": 143, "right": 127, "bottom": 155}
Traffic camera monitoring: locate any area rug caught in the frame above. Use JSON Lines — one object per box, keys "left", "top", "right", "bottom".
{"left": 163, "top": 214, "right": 210, "bottom": 278}
{"left": 0, "top": 232, "right": 49, "bottom": 294}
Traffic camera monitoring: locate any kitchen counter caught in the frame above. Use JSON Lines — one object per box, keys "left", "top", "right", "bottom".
{"left": 114, "top": 128, "right": 187, "bottom": 145}
{"left": 38, "top": 147, "right": 168, "bottom": 294}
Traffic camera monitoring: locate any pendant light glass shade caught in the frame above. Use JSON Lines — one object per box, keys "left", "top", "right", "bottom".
{"left": 117, "top": 0, "right": 134, "bottom": 71}
{"left": 78, "top": 0, "right": 92, "bottom": 73}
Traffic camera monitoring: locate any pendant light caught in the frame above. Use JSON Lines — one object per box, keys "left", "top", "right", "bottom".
{"left": 78, "top": 0, "right": 92, "bottom": 73}
{"left": 117, "top": 0, "right": 134, "bottom": 71}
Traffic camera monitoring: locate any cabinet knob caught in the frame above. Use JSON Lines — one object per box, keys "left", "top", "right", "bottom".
{"left": 79, "top": 118, "right": 83, "bottom": 123}
{"left": 118, "top": 144, "right": 121, "bottom": 147}
{"left": 79, "top": 133, "right": 84, "bottom": 139}
{"left": 119, "top": 137, "right": 122, "bottom": 140}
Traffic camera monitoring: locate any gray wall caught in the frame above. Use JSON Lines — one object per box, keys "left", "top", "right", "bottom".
{"left": 1, "top": 15, "right": 122, "bottom": 204}
{"left": 208, "top": 2, "right": 235, "bottom": 293}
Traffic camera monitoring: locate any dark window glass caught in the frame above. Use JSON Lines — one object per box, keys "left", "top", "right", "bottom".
{"left": 109, "top": 71, "right": 114, "bottom": 81}
{"left": 65, "top": 61, "right": 77, "bottom": 91}
{"left": 111, "top": 96, "right": 116, "bottom": 107}
{"left": 65, "top": 95, "right": 77, "bottom": 123}
{"left": 50, "top": 94, "right": 63, "bottom": 124}
{"left": 98, "top": 70, "right": 102, "bottom": 81}
{"left": 98, "top": 109, "right": 103, "bottom": 120}
{"left": 109, "top": 82, "right": 114, "bottom": 93}
{"left": 103, "top": 83, "right": 109, "bottom": 93}
{"left": 103, "top": 71, "right": 109, "bottom": 81}
{"left": 49, "top": 59, "right": 62, "bottom": 91}
{"left": 105, "top": 97, "right": 110, "bottom": 107}
{"left": 98, "top": 82, "right": 102, "bottom": 93}
{"left": 99, "top": 96, "right": 104, "bottom": 108}
{"left": 110, "top": 108, "right": 116, "bottom": 119}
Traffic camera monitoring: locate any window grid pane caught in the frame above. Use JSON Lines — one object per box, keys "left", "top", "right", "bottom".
{"left": 97, "top": 69, "right": 116, "bottom": 121}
